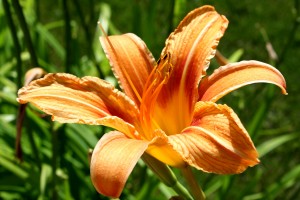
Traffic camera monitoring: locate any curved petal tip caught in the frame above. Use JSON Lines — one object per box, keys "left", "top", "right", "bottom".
{"left": 90, "top": 131, "right": 148, "bottom": 198}
{"left": 199, "top": 60, "right": 287, "bottom": 102}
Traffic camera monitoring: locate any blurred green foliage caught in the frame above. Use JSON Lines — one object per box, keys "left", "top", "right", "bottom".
{"left": 0, "top": 0, "right": 300, "bottom": 199}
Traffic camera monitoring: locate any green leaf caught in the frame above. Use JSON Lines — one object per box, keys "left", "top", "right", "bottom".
{"left": 257, "top": 133, "right": 298, "bottom": 158}
{"left": 67, "top": 124, "right": 98, "bottom": 147}
{"left": 0, "top": 154, "right": 28, "bottom": 179}
{"left": 36, "top": 23, "right": 65, "bottom": 59}
{"left": 228, "top": 49, "right": 244, "bottom": 62}
{"left": 39, "top": 164, "right": 51, "bottom": 198}
{"left": 264, "top": 165, "right": 300, "bottom": 199}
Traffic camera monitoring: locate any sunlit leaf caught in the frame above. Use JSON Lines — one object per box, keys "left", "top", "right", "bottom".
{"left": 257, "top": 133, "right": 298, "bottom": 158}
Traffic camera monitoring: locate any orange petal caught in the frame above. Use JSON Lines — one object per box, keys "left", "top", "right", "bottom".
{"left": 17, "top": 73, "right": 139, "bottom": 137}
{"left": 100, "top": 33, "right": 156, "bottom": 106}
{"left": 90, "top": 131, "right": 149, "bottom": 198}
{"left": 145, "top": 130, "right": 186, "bottom": 167}
{"left": 24, "top": 67, "right": 47, "bottom": 86}
{"left": 199, "top": 60, "right": 287, "bottom": 102}
{"left": 169, "top": 101, "right": 259, "bottom": 174}
{"left": 153, "top": 6, "right": 229, "bottom": 135}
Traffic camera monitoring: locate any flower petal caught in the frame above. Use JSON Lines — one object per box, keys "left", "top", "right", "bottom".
{"left": 100, "top": 33, "right": 156, "bottom": 106}
{"left": 169, "top": 101, "right": 259, "bottom": 174}
{"left": 146, "top": 130, "right": 186, "bottom": 167}
{"left": 17, "top": 73, "right": 139, "bottom": 137}
{"left": 90, "top": 131, "right": 149, "bottom": 198}
{"left": 153, "top": 6, "right": 229, "bottom": 134}
{"left": 199, "top": 60, "right": 287, "bottom": 102}
{"left": 24, "top": 67, "right": 46, "bottom": 86}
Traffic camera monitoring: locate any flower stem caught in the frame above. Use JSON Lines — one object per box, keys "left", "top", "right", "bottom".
{"left": 62, "top": 0, "right": 72, "bottom": 73}
{"left": 181, "top": 166, "right": 206, "bottom": 200}
{"left": 171, "top": 181, "right": 193, "bottom": 200}
{"left": 2, "top": 0, "right": 22, "bottom": 89}
{"left": 11, "top": 0, "right": 39, "bottom": 67}
{"left": 51, "top": 123, "right": 58, "bottom": 200}
{"left": 142, "top": 153, "right": 193, "bottom": 200}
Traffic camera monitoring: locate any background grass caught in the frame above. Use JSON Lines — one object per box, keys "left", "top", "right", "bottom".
{"left": 1, "top": 0, "right": 300, "bottom": 199}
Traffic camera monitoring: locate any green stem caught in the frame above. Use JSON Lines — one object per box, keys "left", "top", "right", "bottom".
{"left": 172, "top": 181, "right": 194, "bottom": 200}
{"left": 2, "top": 0, "right": 22, "bottom": 89}
{"left": 142, "top": 153, "right": 193, "bottom": 200}
{"left": 51, "top": 123, "right": 58, "bottom": 200}
{"left": 168, "top": 0, "right": 175, "bottom": 33}
{"left": 73, "top": 0, "right": 105, "bottom": 79}
{"left": 27, "top": 124, "right": 42, "bottom": 171}
{"left": 181, "top": 166, "right": 206, "bottom": 200}
{"left": 173, "top": 0, "right": 186, "bottom": 27}
{"left": 62, "top": 0, "right": 72, "bottom": 73}
{"left": 73, "top": 0, "right": 91, "bottom": 44}
{"left": 11, "top": 0, "right": 39, "bottom": 67}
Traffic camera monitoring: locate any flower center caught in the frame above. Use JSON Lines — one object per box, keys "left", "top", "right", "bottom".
{"left": 139, "top": 53, "right": 173, "bottom": 140}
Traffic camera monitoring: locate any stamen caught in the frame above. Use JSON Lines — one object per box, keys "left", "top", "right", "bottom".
{"left": 139, "top": 53, "right": 173, "bottom": 139}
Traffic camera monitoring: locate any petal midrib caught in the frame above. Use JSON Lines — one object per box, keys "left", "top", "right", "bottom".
{"left": 180, "top": 14, "right": 220, "bottom": 88}
{"left": 187, "top": 126, "right": 248, "bottom": 159}
{"left": 116, "top": 39, "right": 143, "bottom": 102}
{"left": 25, "top": 92, "right": 110, "bottom": 117}
{"left": 177, "top": 14, "right": 221, "bottom": 131}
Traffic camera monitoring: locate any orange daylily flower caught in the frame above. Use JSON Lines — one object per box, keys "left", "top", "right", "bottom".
{"left": 17, "top": 6, "right": 287, "bottom": 198}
